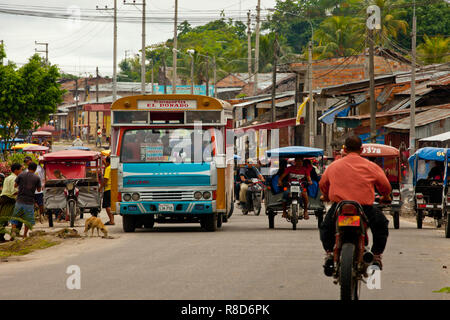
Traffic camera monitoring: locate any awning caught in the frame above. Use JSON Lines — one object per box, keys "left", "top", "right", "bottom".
{"left": 318, "top": 101, "right": 349, "bottom": 124}
{"left": 83, "top": 103, "right": 111, "bottom": 112}
{"left": 419, "top": 131, "right": 450, "bottom": 142}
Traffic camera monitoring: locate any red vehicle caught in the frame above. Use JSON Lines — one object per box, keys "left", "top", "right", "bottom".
{"left": 361, "top": 144, "right": 402, "bottom": 229}
{"left": 43, "top": 150, "right": 102, "bottom": 227}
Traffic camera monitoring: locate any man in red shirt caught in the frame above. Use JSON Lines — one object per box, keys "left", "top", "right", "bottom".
{"left": 278, "top": 157, "right": 312, "bottom": 219}
{"left": 319, "top": 136, "right": 391, "bottom": 271}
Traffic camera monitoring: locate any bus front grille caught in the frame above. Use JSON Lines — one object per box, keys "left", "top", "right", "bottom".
{"left": 139, "top": 191, "right": 194, "bottom": 201}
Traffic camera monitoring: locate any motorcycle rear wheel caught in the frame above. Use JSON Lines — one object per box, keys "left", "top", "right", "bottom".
{"left": 339, "top": 243, "right": 359, "bottom": 300}
{"left": 445, "top": 212, "right": 450, "bottom": 238}
{"left": 69, "top": 202, "right": 76, "bottom": 228}
{"left": 291, "top": 204, "right": 298, "bottom": 230}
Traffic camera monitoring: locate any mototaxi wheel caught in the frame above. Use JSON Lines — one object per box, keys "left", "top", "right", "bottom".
{"left": 393, "top": 211, "right": 400, "bottom": 229}
{"left": 416, "top": 210, "right": 423, "bottom": 229}
{"left": 445, "top": 212, "right": 450, "bottom": 238}
{"left": 47, "top": 210, "right": 53, "bottom": 228}
{"left": 291, "top": 203, "right": 298, "bottom": 230}
{"left": 267, "top": 209, "right": 275, "bottom": 229}
{"left": 69, "top": 201, "right": 76, "bottom": 228}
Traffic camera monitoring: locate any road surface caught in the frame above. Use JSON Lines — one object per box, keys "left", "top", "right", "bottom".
{"left": 0, "top": 206, "right": 448, "bottom": 300}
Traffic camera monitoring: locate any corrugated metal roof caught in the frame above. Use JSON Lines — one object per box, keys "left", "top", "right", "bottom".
{"left": 233, "top": 92, "right": 294, "bottom": 107}
{"left": 384, "top": 104, "right": 450, "bottom": 130}
{"left": 420, "top": 131, "right": 450, "bottom": 142}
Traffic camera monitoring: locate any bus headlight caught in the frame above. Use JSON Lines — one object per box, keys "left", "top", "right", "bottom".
{"left": 203, "top": 191, "right": 211, "bottom": 200}
{"left": 131, "top": 193, "right": 140, "bottom": 201}
{"left": 123, "top": 193, "right": 131, "bottom": 201}
{"left": 194, "top": 191, "right": 202, "bottom": 200}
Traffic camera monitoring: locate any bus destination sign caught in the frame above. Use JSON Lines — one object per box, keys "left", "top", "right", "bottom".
{"left": 138, "top": 100, "right": 197, "bottom": 110}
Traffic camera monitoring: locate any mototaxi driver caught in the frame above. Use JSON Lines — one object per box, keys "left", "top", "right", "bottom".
{"left": 277, "top": 157, "right": 312, "bottom": 220}
{"left": 319, "top": 136, "right": 391, "bottom": 272}
{"left": 239, "top": 159, "right": 265, "bottom": 212}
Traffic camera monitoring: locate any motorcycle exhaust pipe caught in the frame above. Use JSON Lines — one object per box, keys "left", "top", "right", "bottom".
{"left": 363, "top": 251, "right": 374, "bottom": 264}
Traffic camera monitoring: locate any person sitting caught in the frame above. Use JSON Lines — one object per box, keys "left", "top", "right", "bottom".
{"left": 239, "top": 159, "right": 265, "bottom": 213}
{"left": 278, "top": 157, "right": 312, "bottom": 219}
{"left": 270, "top": 159, "right": 288, "bottom": 194}
{"left": 72, "top": 136, "right": 83, "bottom": 147}
{"left": 428, "top": 161, "right": 444, "bottom": 181}
{"left": 53, "top": 169, "right": 66, "bottom": 180}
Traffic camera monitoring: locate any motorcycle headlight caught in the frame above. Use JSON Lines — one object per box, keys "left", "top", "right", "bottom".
{"left": 123, "top": 193, "right": 131, "bottom": 201}
{"left": 203, "top": 191, "right": 211, "bottom": 200}
{"left": 66, "top": 182, "right": 74, "bottom": 191}
{"left": 131, "top": 193, "right": 140, "bottom": 201}
{"left": 194, "top": 191, "right": 202, "bottom": 200}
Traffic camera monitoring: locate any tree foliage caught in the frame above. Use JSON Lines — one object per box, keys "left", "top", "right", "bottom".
{"left": 417, "top": 35, "right": 450, "bottom": 64}
{"left": 0, "top": 46, "right": 64, "bottom": 156}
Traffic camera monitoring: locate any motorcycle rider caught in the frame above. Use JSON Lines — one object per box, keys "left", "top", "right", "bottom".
{"left": 278, "top": 157, "right": 312, "bottom": 219}
{"left": 239, "top": 159, "right": 265, "bottom": 214}
{"left": 319, "top": 136, "right": 391, "bottom": 273}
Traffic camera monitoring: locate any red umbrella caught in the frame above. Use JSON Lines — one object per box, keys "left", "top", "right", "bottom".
{"left": 37, "top": 125, "right": 55, "bottom": 132}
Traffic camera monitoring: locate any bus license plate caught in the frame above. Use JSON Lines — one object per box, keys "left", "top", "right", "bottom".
{"left": 158, "top": 204, "right": 174, "bottom": 212}
{"left": 291, "top": 186, "right": 300, "bottom": 193}
{"left": 338, "top": 216, "right": 360, "bottom": 227}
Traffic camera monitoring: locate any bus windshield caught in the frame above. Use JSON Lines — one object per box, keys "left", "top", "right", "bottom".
{"left": 120, "top": 129, "right": 216, "bottom": 163}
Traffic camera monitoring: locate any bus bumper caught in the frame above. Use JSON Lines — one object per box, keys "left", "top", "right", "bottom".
{"left": 118, "top": 201, "right": 216, "bottom": 215}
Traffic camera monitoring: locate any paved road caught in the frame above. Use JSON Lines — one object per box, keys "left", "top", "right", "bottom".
{"left": 0, "top": 206, "right": 449, "bottom": 300}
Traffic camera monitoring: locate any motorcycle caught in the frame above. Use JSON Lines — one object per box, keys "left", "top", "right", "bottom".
{"left": 243, "top": 178, "right": 264, "bottom": 216}
{"left": 64, "top": 179, "right": 82, "bottom": 228}
{"left": 327, "top": 201, "right": 378, "bottom": 300}
{"left": 286, "top": 179, "right": 304, "bottom": 230}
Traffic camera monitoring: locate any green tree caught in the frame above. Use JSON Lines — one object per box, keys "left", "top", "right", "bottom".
{"left": 314, "top": 15, "right": 364, "bottom": 58}
{"left": 0, "top": 48, "right": 64, "bottom": 157}
{"left": 417, "top": 35, "right": 450, "bottom": 64}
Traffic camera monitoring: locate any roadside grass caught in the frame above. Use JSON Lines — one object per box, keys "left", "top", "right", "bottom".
{"left": 433, "top": 287, "right": 450, "bottom": 293}
{"left": 0, "top": 236, "right": 60, "bottom": 258}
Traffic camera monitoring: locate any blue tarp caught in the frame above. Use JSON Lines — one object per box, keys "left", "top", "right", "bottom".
{"left": 266, "top": 146, "right": 324, "bottom": 158}
{"left": 408, "top": 147, "right": 449, "bottom": 186}
{"left": 66, "top": 146, "right": 91, "bottom": 151}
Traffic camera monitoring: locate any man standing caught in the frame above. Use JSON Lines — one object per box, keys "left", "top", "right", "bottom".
{"left": 10, "top": 162, "right": 42, "bottom": 238}
{"left": 0, "top": 163, "right": 22, "bottom": 241}
{"left": 34, "top": 157, "right": 46, "bottom": 223}
{"left": 101, "top": 156, "right": 114, "bottom": 225}
{"left": 96, "top": 126, "right": 102, "bottom": 147}
{"left": 319, "top": 136, "right": 391, "bottom": 272}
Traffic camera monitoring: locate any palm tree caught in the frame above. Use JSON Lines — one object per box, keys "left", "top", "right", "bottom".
{"left": 370, "top": 0, "right": 408, "bottom": 45}
{"left": 314, "top": 15, "right": 364, "bottom": 58}
{"left": 417, "top": 35, "right": 450, "bottom": 64}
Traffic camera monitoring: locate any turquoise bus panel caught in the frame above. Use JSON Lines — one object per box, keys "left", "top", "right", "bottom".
{"left": 122, "top": 162, "right": 211, "bottom": 187}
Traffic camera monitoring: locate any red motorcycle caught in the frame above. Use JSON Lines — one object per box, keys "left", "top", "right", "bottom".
{"left": 329, "top": 201, "right": 375, "bottom": 300}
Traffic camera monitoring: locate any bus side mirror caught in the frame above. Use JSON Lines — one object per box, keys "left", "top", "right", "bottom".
{"left": 214, "top": 154, "right": 226, "bottom": 169}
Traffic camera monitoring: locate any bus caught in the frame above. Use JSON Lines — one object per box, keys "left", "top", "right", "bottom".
{"left": 110, "top": 94, "right": 235, "bottom": 232}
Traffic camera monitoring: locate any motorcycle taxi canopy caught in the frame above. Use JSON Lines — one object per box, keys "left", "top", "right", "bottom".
{"left": 43, "top": 150, "right": 101, "bottom": 161}
{"left": 361, "top": 144, "right": 400, "bottom": 158}
{"left": 266, "top": 146, "right": 324, "bottom": 158}
{"left": 408, "top": 147, "right": 449, "bottom": 186}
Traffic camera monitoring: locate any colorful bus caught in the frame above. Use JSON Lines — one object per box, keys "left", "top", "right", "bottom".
{"left": 110, "top": 94, "right": 235, "bottom": 232}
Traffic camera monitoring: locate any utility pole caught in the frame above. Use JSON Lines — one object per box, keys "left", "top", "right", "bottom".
{"left": 96, "top": 66, "right": 99, "bottom": 133}
{"left": 150, "top": 59, "right": 154, "bottom": 94}
{"left": 205, "top": 53, "right": 209, "bottom": 97}
{"left": 253, "top": 0, "right": 261, "bottom": 96}
{"left": 163, "top": 49, "right": 167, "bottom": 94}
{"left": 410, "top": 1, "right": 417, "bottom": 157}
{"left": 124, "top": 0, "right": 146, "bottom": 94}
{"left": 368, "top": 28, "right": 376, "bottom": 143}
{"left": 75, "top": 79, "right": 79, "bottom": 138}
{"left": 213, "top": 56, "right": 217, "bottom": 98}
{"left": 96, "top": 2, "right": 117, "bottom": 102}
{"left": 308, "top": 41, "right": 314, "bottom": 147}
{"left": 35, "top": 41, "right": 48, "bottom": 64}
{"left": 247, "top": 11, "right": 252, "bottom": 77}
{"left": 173, "top": 0, "right": 178, "bottom": 94}
{"left": 271, "top": 35, "right": 278, "bottom": 123}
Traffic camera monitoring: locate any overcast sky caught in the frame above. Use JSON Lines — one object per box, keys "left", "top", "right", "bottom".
{"left": 0, "top": 0, "right": 276, "bottom": 77}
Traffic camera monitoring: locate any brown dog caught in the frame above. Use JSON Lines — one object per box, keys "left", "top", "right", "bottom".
{"left": 84, "top": 216, "right": 108, "bottom": 237}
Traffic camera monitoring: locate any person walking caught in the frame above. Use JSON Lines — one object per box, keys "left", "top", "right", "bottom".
{"left": 101, "top": 156, "right": 114, "bottom": 225}
{"left": 96, "top": 126, "right": 102, "bottom": 147}
{"left": 0, "top": 163, "right": 22, "bottom": 242}
{"left": 10, "top": 162, "right": 42, "bottom": 239}
{"left": 34, "top": 157, "right": 45, "bottom": 223}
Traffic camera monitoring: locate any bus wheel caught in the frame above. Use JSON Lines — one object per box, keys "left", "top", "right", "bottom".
{"left": 203, "top": 213, "right": 217, "bottom": 232}
{"left": 123, "top": 215, "right": 136, "bottom": 232}
{"left": 217, "top": 213, "right": 223, "bottom": 228}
